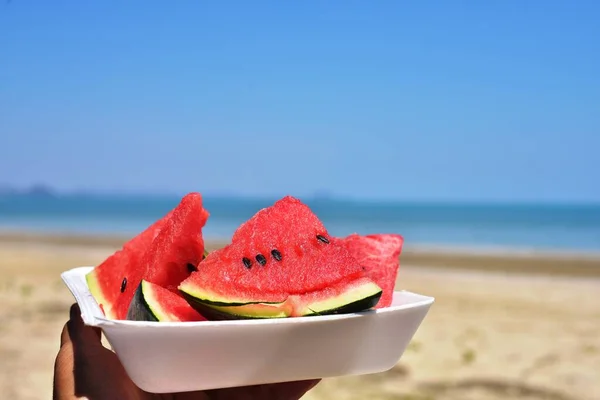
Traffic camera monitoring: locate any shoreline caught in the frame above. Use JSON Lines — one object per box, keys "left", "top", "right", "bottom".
{"left": 2, "top": 229, "right": 600, "bottom": 279}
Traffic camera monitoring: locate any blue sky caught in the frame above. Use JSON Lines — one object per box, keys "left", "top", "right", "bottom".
{"left": 1, "top": 1, "right": 599, "bottom": 202}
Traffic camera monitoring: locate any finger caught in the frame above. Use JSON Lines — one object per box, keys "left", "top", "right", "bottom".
{"left": 60, "top": 303, "right": 102, "bottom": 348}
{"left": 59, "top": 304, "right": 79, "bottom": 347}
{"left": 70, "top": 303, "right": 103, "bottom": 341}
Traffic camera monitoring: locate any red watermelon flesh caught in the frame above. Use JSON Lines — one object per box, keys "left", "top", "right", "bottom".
{"left": 179, "top": 196, "right": 383, "bottom": 318}
{"left": 86, "top": 192, "right": 209, "bottom": 320}
{"left": 339, "top": 233, "right": 404, "bottom": 308}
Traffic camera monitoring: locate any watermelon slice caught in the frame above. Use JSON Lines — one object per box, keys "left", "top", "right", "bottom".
{"left": 127, "top": 280, "right": 207, "bottom": 322}
{"left": 339, "top": 233, "right": 404, "bottom": 308}
{"left": 141, "top": 195, "right": 209, "bottom": 293}
{"left": 179, "top": 196, "right": 383, "bottom": 319}
{"left": 86, "top": 192, "right": 209, "bottom": 320}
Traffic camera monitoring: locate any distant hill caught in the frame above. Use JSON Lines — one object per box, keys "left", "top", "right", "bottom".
{"left": 0, "top": 184, "right": 57, "bottom": 198}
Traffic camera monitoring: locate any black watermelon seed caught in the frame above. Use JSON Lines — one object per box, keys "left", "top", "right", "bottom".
{"left": 187, "top": 263, "right": 198, "bottom": 273}
{"left": 120, "top": 277, "right": 127, "bottom": 293}
{"left": 242, "top": 257, "right": 253, "bottom": 269}
{"left": 316, "top": 234, "right": 330, "bottom": 244}
{"left": 271, "top": 249, "right": 282, "bottom": 261}
{"left": 256, "top": 254, "right": 267, "bottom": 266}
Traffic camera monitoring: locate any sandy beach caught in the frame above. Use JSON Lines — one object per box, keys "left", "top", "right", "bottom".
{"left": 1, "top": 232, "right": 599, "bottom": 400}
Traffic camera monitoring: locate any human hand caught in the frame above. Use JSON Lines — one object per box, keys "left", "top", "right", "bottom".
{"left": 53, "top": 304, "right": 320, "bottom": 400}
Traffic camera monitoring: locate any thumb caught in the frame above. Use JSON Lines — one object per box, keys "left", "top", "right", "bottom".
{"left": 60, "top": 303, "right": 102, "bottom": 348}
{"left": 54, "top": 304, "right": 104, "bottom": 400}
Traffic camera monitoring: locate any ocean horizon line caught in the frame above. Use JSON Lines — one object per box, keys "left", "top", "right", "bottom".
{"left": 1, "top": 186, "right": 600, "bottom": 208}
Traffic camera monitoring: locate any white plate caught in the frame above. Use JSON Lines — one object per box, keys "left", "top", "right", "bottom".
{"left": 61, "top": 266, "right": 434, "bottom": 393}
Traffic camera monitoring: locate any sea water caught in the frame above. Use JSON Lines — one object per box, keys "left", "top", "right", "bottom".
{"left": 1, "top": 194, "right": 599, "bottom": 253}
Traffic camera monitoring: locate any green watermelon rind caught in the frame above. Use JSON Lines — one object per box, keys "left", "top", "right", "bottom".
{"left": 179, "top": 277, "right": 383, "bottom": 319}
{"left": 302, "top": 295, "right": 381, "bottom": 317}
{"left": 126, "top": 280, "right": 209, "bottom": 322}
{"left": 86, "top": 272, "right": 112, "bottom": 318}
{"left": 179, "top": 290, "right": 286, "bottom": 307}
{"left": 181, "top": 295, "right": 290, "bottom": 320}
{"left": 178, "top": 277, "right": 287, "bottom": 307}
{"left": 290, "top": 279, "right": 383, "bottom": 316}
{"left": 126, "top": 280, "right": 160, "bottom": 322}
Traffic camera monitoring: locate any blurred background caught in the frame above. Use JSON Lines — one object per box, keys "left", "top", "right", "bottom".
{"left": 1, "top": 1, "right": 599, "bottom": 399}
